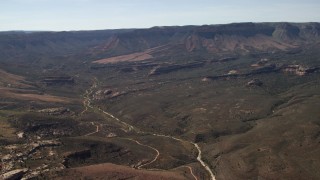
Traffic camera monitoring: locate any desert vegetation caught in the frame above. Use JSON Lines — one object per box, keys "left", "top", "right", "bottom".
{"left": 0, "top": 22, "right": 320, "bottom": 179}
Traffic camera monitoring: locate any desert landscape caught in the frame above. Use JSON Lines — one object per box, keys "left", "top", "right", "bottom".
{"left": 0, "top": 22, "right": 320, "bottom": 180}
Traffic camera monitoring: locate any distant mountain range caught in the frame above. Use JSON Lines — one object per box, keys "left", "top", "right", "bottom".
{"left": 1, "top": 22, "right": 319, "bottom": 57}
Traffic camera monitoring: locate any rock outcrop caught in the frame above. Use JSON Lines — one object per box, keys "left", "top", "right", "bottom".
{"left": 281, "top": 65, "right": 319, "bottom": 76}
{"left": 37, "top": 107, "right": 70, "bottom": 115}
{"left": 247, "top": 79, "right": 263, "bottom": 86}
{"left": 0, "top": 168, "right": 28, "bottom": 180}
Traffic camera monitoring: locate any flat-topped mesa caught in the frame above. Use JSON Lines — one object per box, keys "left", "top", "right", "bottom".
{"left": 41, "top": 76, "right": 74, "bottom": 85}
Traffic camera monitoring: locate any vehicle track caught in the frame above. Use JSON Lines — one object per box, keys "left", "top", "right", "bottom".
{"left": 83, "top": 79, "right": 216, "bottom": 180}
{"left": 84, "top": 122, "right": 99, "bottom": 136}
{"left": 181, "top": 166, "right": 198, "bottom": 180}
{"left": 122, "top": 138, "right": 160, "bottom": 169}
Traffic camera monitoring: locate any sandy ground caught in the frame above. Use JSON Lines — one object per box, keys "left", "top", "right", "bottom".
{"left": 93, "top": 52, "right": 153, "bottom": 64}
{"left": 93, "top": 45, "right": 170, "bottom": 64}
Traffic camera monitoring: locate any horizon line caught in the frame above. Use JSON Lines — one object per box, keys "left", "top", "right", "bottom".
{"left": 1, "top": 21, "right": 319, "bottom": 33}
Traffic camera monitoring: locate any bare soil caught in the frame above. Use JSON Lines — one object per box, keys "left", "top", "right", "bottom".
{"left": 93, "top": 45, "right": 170, "bottom": 64}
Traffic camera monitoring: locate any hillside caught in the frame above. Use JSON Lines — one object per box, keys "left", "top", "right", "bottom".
{"left": 90, "top": 22, "right": 320, "bottom": 59}
{"left": 0, "top": 22, "right": 320, "bottom": 180}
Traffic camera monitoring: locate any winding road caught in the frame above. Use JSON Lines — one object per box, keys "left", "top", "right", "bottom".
{"left": 182, "top": 166, "right": 198, "bottom": 180}
{"left": 82, "top": 79, "right": 216, "bottom": 180}
{"left": 84, "top": 122, "right": 100, "bottom": 136}
{"left": 123, "top": 138, "right": 160, "bottom": 169}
